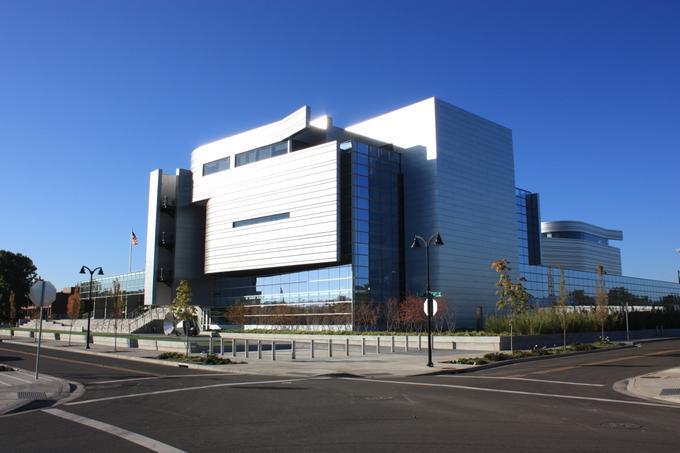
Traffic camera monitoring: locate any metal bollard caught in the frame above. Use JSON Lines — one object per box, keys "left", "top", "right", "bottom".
{"left": 220, "top": 338, "right": 224, "bottom": 356}
{"left": 452, "top": 341, "right": 456, "bottom": 351}
{"left": 272, "top": 340, "right": 276, "bottom": 360}
{"left": 311, "top": 339, "right": 315, "bottom": 359}
{"left": 232, "top": 339, "right": 236, "bottom": 358}
{"left": 209, "top": 335, "right": 213, "bottom": 355}
{"left": 362, "top": 337, "right": 366, "bottom": 355}
{"left": 292, "top": 340, "right": 296, "bottom": 360}
{"left": 245, "top": 339, "right": 249, "bottom": 358}
{"left": 258, "top": 340, "right": 262, "bottom": 359}
{"left": 391, "top": 336, "right": 395, "bottom": 353}
{"left": 329, "top": 339, "right": 333, "bottom": 358}
{"left": 377, "top": 337, "right": 380, "bottom": 355}
{"left": 418, "top": 335, "right": 422, "bottom": 351}
{"left": 405, "top": 336, "right": 409, "bottom": 353}
{"left": 346, "top": 338, "right": 350, "bottom": 357}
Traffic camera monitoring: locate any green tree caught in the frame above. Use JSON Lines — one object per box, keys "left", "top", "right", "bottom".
{"left": 170, "top": 280, "right": 196, "bottom": 356}
{"left": 595, "top": 265, "right": 609, "bottom": 342}
{"left": 0, "top": 250, "right": 37, "bottom": 322}
{"left": 491, "top": 259, "right": 530, "bottom": 353}
{"left": 553, "top": 266, "right": 569, "bottom": 350}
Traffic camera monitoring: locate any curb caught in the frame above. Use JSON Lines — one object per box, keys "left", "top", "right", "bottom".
{"left": 0, "top": 365, "right": 73, "bottom": 416}
{"left": 428, "top": 344, "right": 636, "bottom": 375}
{"left": 1, "top": 339, "right": 253, "bottom": 375}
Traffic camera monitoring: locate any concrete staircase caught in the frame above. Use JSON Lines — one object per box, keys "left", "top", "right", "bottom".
{"left": 21, "top": 306, "right": 171, "bottom": 335}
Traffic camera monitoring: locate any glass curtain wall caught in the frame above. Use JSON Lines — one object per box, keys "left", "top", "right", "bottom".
{"left": 515, "top": 189, "right": 680, "bottom": 306}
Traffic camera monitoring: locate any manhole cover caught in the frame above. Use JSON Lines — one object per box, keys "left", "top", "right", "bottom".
{"left": 17, "top": 391, "right": 47, "bottom": 400}
{"left": 660, "top": 388, "right": 680, "bottom": 396}
{"left": 600, "top": 422, "right": 643, "bottom": 430}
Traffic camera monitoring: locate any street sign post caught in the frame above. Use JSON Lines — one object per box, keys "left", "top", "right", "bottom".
{"left": 423, "top": 298, "right": 438, "bottom": 316}
{"left": 29, "top": 280, "right": 57, "bottom": 380}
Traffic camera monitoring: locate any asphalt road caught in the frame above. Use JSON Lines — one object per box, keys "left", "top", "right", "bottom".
{"left": 1, "top": 340, "right": 680, "bottom": 452}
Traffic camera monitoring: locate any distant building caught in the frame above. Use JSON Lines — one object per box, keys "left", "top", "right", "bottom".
{"left": 541, "top": 220, "right": 623, "bottom": 275}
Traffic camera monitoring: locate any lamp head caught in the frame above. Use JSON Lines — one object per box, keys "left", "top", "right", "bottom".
{"left": 79, "top": 266, "right": 86, "bottom": 274}
{"left": 97, "top": 268, "right": 104, "bottom": 276}
{"left": 434, "top": 233, "right": 444, "bottom": 246}
{"left": 410, "top": 237, "right": 421, "bottom": 249}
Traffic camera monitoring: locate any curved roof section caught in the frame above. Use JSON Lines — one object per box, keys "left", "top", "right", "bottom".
{"left": 541, "top": 220, "right": 623, "bottom": 241}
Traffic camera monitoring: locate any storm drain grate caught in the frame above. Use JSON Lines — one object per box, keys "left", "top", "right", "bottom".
{"left": 660, "top": 388, "right": 680, "bottom": 396}
{"left": 17, "top": 391, "right": 47, "bottom": 400}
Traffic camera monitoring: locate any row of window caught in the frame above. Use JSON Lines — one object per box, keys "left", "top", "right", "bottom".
{"left": 233, "top": 212, "right": 290, "bottom": 228}
{"left": 543, "top": 231, "right": 609, "bottom": 245}
{"left": 202, "top": 141, "right": 289, "bottom": 176}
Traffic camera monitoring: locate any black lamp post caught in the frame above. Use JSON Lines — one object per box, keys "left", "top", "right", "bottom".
{"left": 411, "top": 232, "right": 444, "bottom": 367}
{"left": 80, "top": 266, "right": 104, "bottom": 349}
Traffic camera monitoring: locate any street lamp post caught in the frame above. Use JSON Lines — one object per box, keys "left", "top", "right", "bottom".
{"left": 411, "top": 232, "right": 444, "bottom": 367}
{"left": 80, "top": 265, "right": 104, "bottom": 349}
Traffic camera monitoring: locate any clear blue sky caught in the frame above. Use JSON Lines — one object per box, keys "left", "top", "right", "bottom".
{"left": 1, "top": 0, "right": 679, "bottom": 289}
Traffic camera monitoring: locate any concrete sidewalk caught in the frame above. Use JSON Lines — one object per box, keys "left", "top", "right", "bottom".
{"left": 626, "top": 367, "right": 680, "bottom": 405}
{"left": 1, "top": 335, "right": 478, "bottom": 378}
{"left": 0, "top": 364, "right": 72, "bottom": 415}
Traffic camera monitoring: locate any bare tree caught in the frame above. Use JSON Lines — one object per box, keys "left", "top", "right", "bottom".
{"left": 385, "top": 298, "right": 400, "bottom": 332}
{"left": 553, "top": 266, "right": 568, "bottom": 350}
{"left": 111, "top": 279, "right": 125, "bottom": 352}
{"left": 491, "top": 259, "right": 530, "bottom": 353}
{"left": 66, "top": 286, "right": 81, "bottom": 346}
{"left": 595, "top": 265, "right": 608, "bottom": 342}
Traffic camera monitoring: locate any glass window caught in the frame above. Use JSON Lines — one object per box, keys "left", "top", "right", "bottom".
{"left": 203, "top": 157, "right": 230, "bottom": 176}
{"left": 233, "top": 212, "right": 290, "bottom": 228}
{"left": 235, "top": 141, "right": 288, "bottom": 168}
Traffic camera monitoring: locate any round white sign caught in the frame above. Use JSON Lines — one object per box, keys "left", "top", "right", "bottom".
{"left": 29, "top": 280, "right": 57, "bottom": 307}
{"left": 423, "top": 298, "right": 438, "bottom": 316}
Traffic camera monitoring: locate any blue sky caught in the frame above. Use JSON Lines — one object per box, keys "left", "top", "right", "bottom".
{"left": 1, "top": 0, "right": 679, "bottom": 289}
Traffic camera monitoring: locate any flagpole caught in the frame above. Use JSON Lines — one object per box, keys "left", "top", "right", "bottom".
{"left": 128, "top": 231, "right": 133, "bottom": 273}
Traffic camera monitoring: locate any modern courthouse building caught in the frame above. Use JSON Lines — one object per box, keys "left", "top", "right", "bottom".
{"left": 82, "top": 97, "right": 680, "bottom": 329}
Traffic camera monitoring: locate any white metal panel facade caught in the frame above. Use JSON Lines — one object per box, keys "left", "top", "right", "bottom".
{"left": 192, "top": 106, "right": 310, "bottom": 203}
{"left": 203, "top": 141, "right": 339, "bottom": 274}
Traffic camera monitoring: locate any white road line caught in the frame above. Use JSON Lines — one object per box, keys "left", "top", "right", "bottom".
{"left": 90, "top": 373, "right": 238, "bottom": 385}
{"left": 0, "top": 378, "right": 12, "bottom": 386}
{"left": 340, "top": 377, "right": 680, "bottom": 409}
{"left": 43, "top": 408, "right": 184, "bottom": 453}
{"left": 66, "top": 377, "right": 313, "bottom": 406}
{"left": 441, "top": 375, "right": 604, "bottom": 387}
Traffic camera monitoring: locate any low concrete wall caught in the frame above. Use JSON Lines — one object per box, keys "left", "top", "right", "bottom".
{"left": 156, "top": 340, "right": 199, "bottom": 353}
{"left": 93, "top": 336, "right": 133, "bottom": 348}
{"left": 137, "top": 339, "right": 158, "bottom": 351}
{"left": 0, "top": 328, "right": 13, "bottom": 337}
{"left": 13, "top": 330, "right": 34, "bottom": 338}
{"left": 65, "top": 334, "right": 89, "bottom": 344}
{"left": 43, "top": 332, "right": 60, "bottom": 341}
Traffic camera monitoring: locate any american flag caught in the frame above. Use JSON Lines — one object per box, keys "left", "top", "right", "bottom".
{"left": 131, "top": 231, "right": 139, "bottom": 246}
